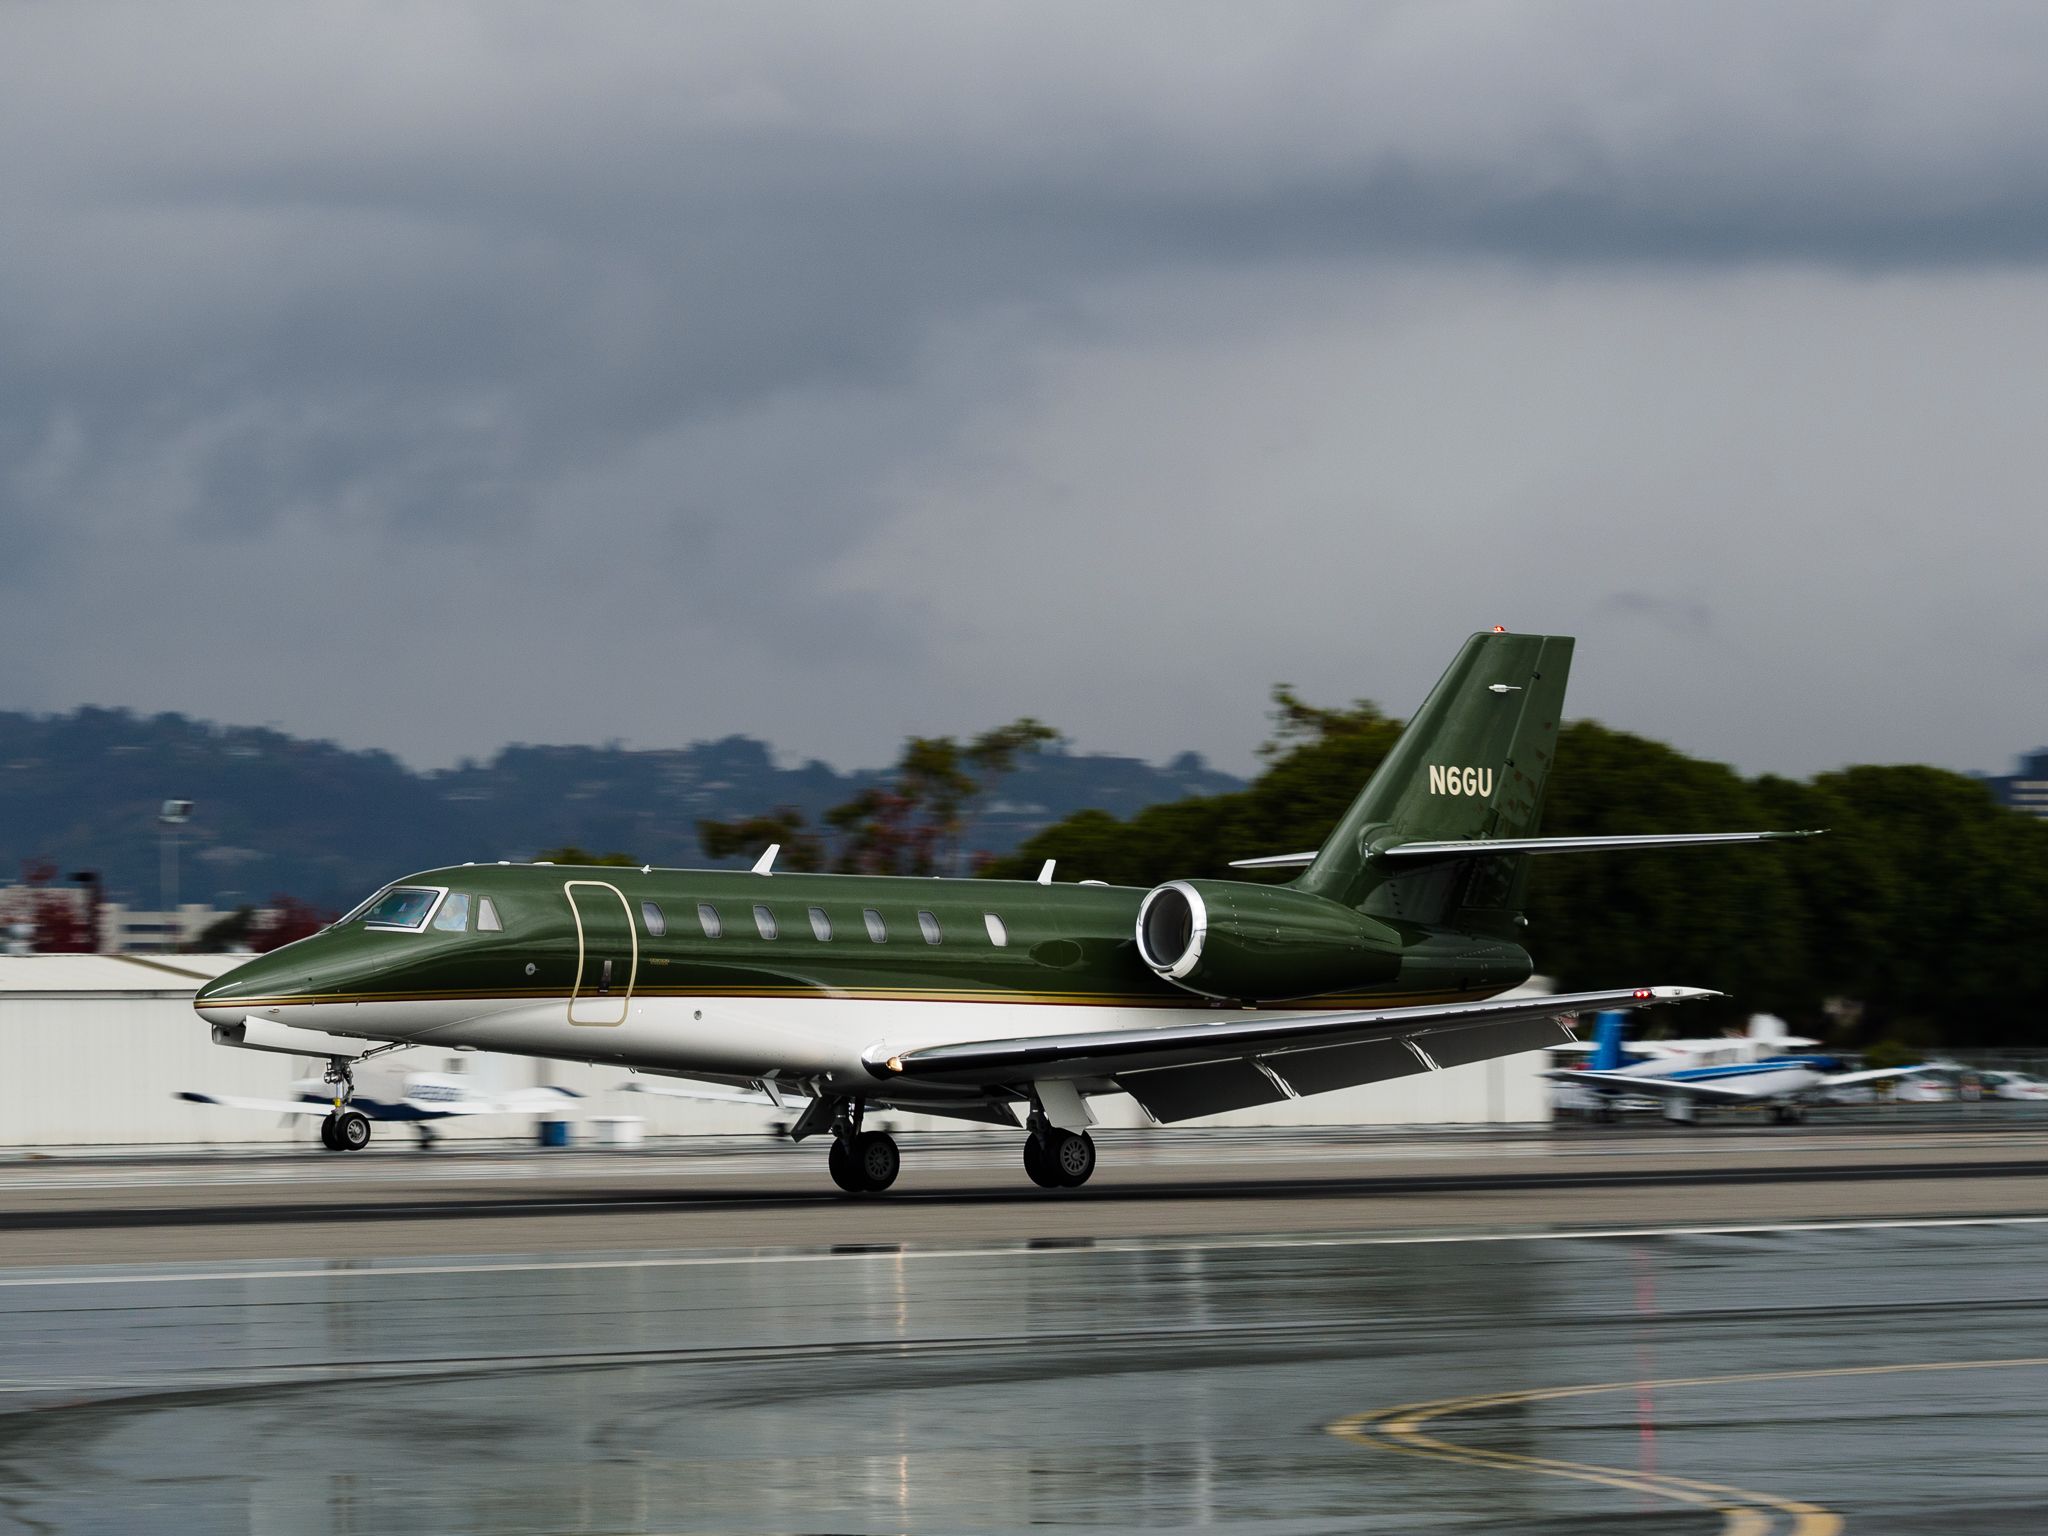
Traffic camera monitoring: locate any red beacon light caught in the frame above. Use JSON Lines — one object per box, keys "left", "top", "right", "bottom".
{"left": 1491, "top": 624, "right": 1508, "bottom": 633}
{"left": 1633, "top": 989, "right": 1652, "bottom": 1000}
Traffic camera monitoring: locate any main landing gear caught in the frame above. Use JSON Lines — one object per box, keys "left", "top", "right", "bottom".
{"left": 825, "top": 1100, "right": 900, "bottom": 1193}
{"left": 1023, "top": 1116, "right": 1096, "bottom": 1189}
{"left": 317, "top": 1058, "right": 372, "bottom": 1153}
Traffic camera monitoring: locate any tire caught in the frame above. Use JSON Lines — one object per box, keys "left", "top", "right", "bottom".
{"left": 336, "top": 1110, "right": 372, "bottom": 1151}
{"left": 853, "top": 1131, "right": 900, "bottom": 1192}
{"left": 1049, "top": 1129, "right": 1096, "bottom": 1188}
{"left": 318, "top": 1113, "right": 342, "bottom": 1151}
{"left": 828, "top": 1136, "right": 865, "bottom": 1193}
{"left": 1023, "top": 1133, "right": 1062, "bottom": 1188}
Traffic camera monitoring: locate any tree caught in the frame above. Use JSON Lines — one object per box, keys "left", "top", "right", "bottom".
{"left": 985, "top": 689, "right": 2048, "bottom": 1048}
{"left": 9, "top": 860, "right": 94, "bottom": 953}
{"left": 534, "top": 846, "right": 640, "bottom": 867}
{"left": 253, "top": 895, "right": 336, "bottom": 951}
{"left": 695, "top": 808, "right": 825, "bottom": 872}
{"left": 698, "top": 719, "right": 1059, "bottom": 877}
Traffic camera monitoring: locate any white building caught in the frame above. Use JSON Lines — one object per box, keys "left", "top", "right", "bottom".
{"left": 0, "top": 954, "right": 1549, "bottom": 1149}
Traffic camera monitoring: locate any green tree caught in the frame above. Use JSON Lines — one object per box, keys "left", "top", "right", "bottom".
{"left": 700, "top": 719, "right": 1058, "bottom": 877}
{"left": 534, "top": 845, "right": 640, "bottom": 867}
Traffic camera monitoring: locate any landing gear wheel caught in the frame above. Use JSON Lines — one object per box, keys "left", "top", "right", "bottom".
{"left": 1024, "top": 1129, "right": 1095, "bottom": 1188}
{"left": 335, "top": 1109, "right": 372, "bottom": 1151}
{"left": 1023, "top": 1132, "right": 1062, "bottom": 1188}
{"left": 1049, "top": 1129, "right": 1096, "bottom": 1187}
{"left": 318, "top": 1113, "right": 342, "bottom": 1151}
{"left": 828, "top": 1135, "right": 863, "bottom": 1193}
{"left": 1770, "top": 1103, "right": 1806, "bottom": 1125}
{"left": 828, "top": 1131, "right": 899, "bottom": 1192}
{"left": 852, "top": 1131, "right": 900, "bottom": 1192}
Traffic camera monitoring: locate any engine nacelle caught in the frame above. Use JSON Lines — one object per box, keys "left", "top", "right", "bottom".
{"left": 1134, "top": 878, "right": 1402, "bottom": 1002}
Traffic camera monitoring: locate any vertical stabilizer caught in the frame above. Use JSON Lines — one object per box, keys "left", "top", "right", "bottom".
{"left": 1293, "top": 631, "right": 1573, "bottom": 928}
{"left": 1591, "top": 1011, "right": 1630, "bottom": 1072}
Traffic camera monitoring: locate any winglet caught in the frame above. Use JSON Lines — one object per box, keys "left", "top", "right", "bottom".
{"left": 752, "top": 844, "right": 779, "bottom": 876}
{"left": 1037, "top": 859, "right": 1056, "bottom": 885}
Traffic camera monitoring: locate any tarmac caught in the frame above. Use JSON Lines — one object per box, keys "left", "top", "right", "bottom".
{"left": 4, "top": 1124, "right": 2047, "bottom": 1532}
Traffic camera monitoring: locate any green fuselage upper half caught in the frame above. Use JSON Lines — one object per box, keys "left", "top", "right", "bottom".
{"left": 193, "top": 862, "right": 1535, "bottom": 1021}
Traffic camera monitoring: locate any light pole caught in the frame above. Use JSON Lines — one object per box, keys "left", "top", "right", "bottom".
{"left": 159, "top": 799, "right": 193, "bottom": 951}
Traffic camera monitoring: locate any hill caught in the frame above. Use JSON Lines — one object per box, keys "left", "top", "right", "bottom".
{"left": 0, "top": 708, "right": 1241, "bottom": 910}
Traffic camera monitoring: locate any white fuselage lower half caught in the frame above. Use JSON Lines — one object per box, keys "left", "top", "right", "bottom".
{"left": 231, "top": 992, "right": 1288, "bottom": 1098}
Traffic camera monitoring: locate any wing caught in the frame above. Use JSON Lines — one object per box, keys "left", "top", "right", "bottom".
{"left": 870, "top": 986, "right": 1717, "bottom": 1123}
{"left": 416, "top": 1087, "right": 583, "bottom": 1117}
{"left": 1543, "top": 1068, "right": 1765, "bottom": 1104}
{"left": 620, "top": 1078, "right": 785, "bottom": 1107}
{"left": 176, "top": 1090, "right": 333, "bottom": 1118}
{"left": 1819, "top": 1064, "right": 1935, "bottom": 1088}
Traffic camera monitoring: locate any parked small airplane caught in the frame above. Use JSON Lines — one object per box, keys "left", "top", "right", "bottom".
{"left": 192, "top": 629, "right": 1815, "bottom": 1192}
{"left": 178, "top": 1063, "right": 579, "bottom": 1149}
{"left": 1546, "top": 1012, "right": 1921, "bottom": 1123}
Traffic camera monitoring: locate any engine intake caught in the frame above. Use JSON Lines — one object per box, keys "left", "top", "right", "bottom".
{"left": 1135, "top": 878, "right": 1401, "bottom": 1002}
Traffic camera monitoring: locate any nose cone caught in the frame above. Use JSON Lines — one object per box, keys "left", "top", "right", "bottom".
{"left": 194, "top": 950, "right": 300, "bottom": 1025}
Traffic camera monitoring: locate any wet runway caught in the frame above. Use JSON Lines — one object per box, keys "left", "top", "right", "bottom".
{"left": 8, "top": 1124, "right": 2048, "bottom": 1266}
{"left": 4, "top": 1129, "right": 2048, "bottom": 1531}
{"left": 4, "top": 1218, "right": 2048, "bottom": 1532}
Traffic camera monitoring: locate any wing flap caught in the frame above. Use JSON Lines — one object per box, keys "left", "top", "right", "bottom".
{"left": 1264, "top": 1035, "right": 1424, "bottom": 1097}
{"left": 1418, "top": 1015, "right": 1578, "bottom": 1068}
{"left": 1117, "top": 1059, "right": 1291, "bottom": 1122}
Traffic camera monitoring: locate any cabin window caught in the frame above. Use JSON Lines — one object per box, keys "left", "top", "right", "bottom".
{"left": 641, "top": 900, "right": 667, "bottom": 937}
{"left": 754, "top": 904, "right": 778, "bottom": 940}
{"left": 361, "top": 886, "right": 442, "bottom": 931}
{"left": 864, "top": 908, "right": 887, "bottom": 943}
{"left": 432, "top": 892, "right": 471, "bottom": 932}
{"left": 697, "top": 902, "right": 723, "bottom": 939}
{"left": 808, "top": 907, "right": 832, "bottom": 941}
{"left": 918, "top": 910, "right": 943, "bottom": 945}
{"left": 477, "top": 897, "right": 503, "bottom": 932}
{"left": 984, "top": 912, "right": 1008, "bottom": 947}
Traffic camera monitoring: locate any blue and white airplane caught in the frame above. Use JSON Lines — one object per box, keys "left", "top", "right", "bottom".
{"left": 1547, "top": 1013, "right": 1922, "bottom": 1124}
{"left": 179, "top": 1064, "right": 580, "bottom": 1150}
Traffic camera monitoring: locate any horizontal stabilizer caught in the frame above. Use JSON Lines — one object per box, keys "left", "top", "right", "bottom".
{"left": 1226, "top": 851, "right": 1318, "bottom": 870}
{"left": 1383, "top": 830, "right": 1821, "bottom": 860}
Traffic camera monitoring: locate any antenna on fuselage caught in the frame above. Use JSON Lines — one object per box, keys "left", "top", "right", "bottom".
{"left": 752, "top": 844, "right": 780, "bottom": 876}
{"left": 1037, "top": 859, "right": 1056, "bottom": 884}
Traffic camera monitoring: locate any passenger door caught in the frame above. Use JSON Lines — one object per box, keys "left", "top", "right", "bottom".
{"left": 565, "top": 880, "right": 637, "bottom": 1025}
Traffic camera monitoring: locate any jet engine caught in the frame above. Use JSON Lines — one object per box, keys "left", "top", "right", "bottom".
{"left": 1134, "top": 879, "right": 1402, "bottom": 1002}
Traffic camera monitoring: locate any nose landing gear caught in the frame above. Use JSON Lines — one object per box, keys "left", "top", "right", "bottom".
{"left": 317, "top": 1058, "right": 373, "bottom": 1153}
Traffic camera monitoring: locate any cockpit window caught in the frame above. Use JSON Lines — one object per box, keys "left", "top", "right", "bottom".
{"left": 433, "top": 893, "right": 471, "bottom": 932}
{"left": 336, "top": 886, "right": 392, "bottom": 926}
{"left": 360, "top": 887, "right": 443, "bottom": 931}
{"left": 477, "top": 897, "right": 503, "bottom": 932}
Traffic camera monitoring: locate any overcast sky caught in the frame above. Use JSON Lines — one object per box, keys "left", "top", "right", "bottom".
{"left": 4, "top": 2, "right": 2046, "bottom": 779}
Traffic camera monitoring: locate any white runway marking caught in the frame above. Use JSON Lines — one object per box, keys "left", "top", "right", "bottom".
{"left": 3, "top": 1212, "right": 2045, "bottom": 1288}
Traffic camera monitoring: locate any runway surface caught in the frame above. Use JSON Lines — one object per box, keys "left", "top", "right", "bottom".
{"left": 5, "top": 1128, "right": 2048, "bottom": 1533}
{"left": 5, "top": 1123, "right": 2048, "bottom": 1267}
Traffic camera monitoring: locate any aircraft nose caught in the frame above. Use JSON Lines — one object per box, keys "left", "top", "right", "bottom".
{"left": 193, "top": 954, "right": 286, "bottom": 1025}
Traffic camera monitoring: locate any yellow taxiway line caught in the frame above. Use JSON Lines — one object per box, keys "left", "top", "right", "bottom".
{"left": 1330, "top": 1356, "right": 2048, "bottom": 1533}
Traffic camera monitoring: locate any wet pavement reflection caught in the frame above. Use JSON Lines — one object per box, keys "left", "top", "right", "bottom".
{"left": 3, "top": 1223, "right": 2047, "bottom": 1533}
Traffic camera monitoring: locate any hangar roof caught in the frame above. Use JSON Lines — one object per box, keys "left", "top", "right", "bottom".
{"left": 0, "top": 954, "right": 247, "bottom": 998}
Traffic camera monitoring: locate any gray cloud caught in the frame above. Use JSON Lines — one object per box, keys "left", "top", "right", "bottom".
{"left": 2, "top": 3, "right": 2046, "bottom": 777}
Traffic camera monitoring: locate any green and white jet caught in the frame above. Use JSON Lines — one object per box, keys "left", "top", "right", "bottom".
{"left": 194, "top": 631, "right": 1811, "bottom": 1192}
